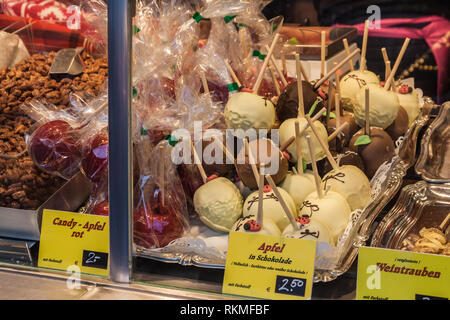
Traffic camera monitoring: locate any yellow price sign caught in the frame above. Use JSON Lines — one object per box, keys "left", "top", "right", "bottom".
{"left": 38, "top": 209, "right": 109, "bottom": 277}
{"left": 222, "top": 232, "right": 317, "bottom": 300}
{"left": 357, "top": 246, "right": 449, "bottom": 300}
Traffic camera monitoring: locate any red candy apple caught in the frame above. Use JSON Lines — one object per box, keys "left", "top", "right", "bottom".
{"left": 29, "top": 120, "right": 81, "bottom": 179}
{"left": 133, "top": 186, "right": 185, "bottom": 249}
{"left": 91, "top": 200, "right": 109, "bottom": 216}
{"left": 81, "top": 132, "right": 108, "bottom": 182}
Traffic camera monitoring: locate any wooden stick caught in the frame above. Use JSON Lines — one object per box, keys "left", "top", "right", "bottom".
{"left": 360, "top": 20, "right": 370, "bottom": 71}
{"left": 328, "top": 122, "right": 349, "bottom": 142}
{"left": 256, "top": 170, "right": 265, "bottom": 226}
{"left": 384, "top": 38, "right": 410, "bottom": 91}
{"left": 191, "top": 140, "right": 207, "bottom": 184}
{"left": 268, "top": 62, "right": 281, "bottom": 96}
{"left": 1, "top": 19, "right": 23, "bottom": 32}
{"left": 295, "top": 53, "right": 305, "bottom": 117}
{"left": 265, "top": 45, "right": 288, "bottom": 87}
{"left": 305, "top": 115, "right": 339, "bottom": 170}
{"left": 239, "top": 28, "right": 251, "bottom": 72}
{"left": 245, "top": 138, "right": 260, "bottom": 188}
{"left": 160, "top": 146, "right": 165, "bottom": 207}
{"left": 280, "top": 136, "right": 296, "bottom": 152}
{"left": 253, "top": 33, "right": 281, "bottom": 94}
{"left": 265, "top": 175, "right": 299, "bottom": 230}
{"left": 381, "top": 47, "right": 396, "bottom": 90}
{"left": 335, "top": 64, "right": 341, "bottom": 97}
{"left": 281, "top": 53, "right": 288, "bottom": 77}
{"left": 335, "top": 92, "right": 341, "bottom": 128}
{"left": 313, "top": 49, "right": 360, "bottom": 90}
{"left": 364, "top": 87, "right": 370, "bottom": 136}
{"left": 295, "top": 120, "right": 303, "bottom": 174}
{"left": 342, "top": 38, "right": 354, "bottom": 71}
{"left": 439, "top": 212, "right": 450, "bottom": 230}
{"left": 305, "top": 135, "right": 323, "bottom": 199}
{"left": 321, "top": 31, "right": 326, "bottom": 77}
{"left": 224, "top": 59, "right": 241, "bottom": 88}
{"left": 200, "top": 70, "right": 209, "bottom": 96}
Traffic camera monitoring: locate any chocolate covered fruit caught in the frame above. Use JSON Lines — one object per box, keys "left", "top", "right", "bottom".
{"left": 224, "top": 91, "right": 276, "bottom": 131}
{"left": 321, "top": 165, "right": 371, "bottom": 211}
{"left": 349, "top": 127, "right": 395, "bottom": 178}
{"left": 299, "top": 190, "right": 351, "bottom": 242}
{"left": 340, "top": 70, "right": 379, "bottom": 110}
{"left": 243, "top": 187, "right": 297, "bottom": 231}
{"left": 385, "top": 105, "right": 409, "bottom": 141}
{"left": 235, "top": 138, "right": 288, "bottom": 189}
{"left": 354, "top": 83, "right": 400, "bottom": 129}
{"left": 232, "top": 215, "right": 281, "bottom": 236}
{"left": 29, "top": 120, "right": 81, "bottom": 179}
{"left": 282, "top": 218, "right": 334, "bottom": 245}
{"left": 279, "top": 117, "right": 328, "bottom": 164}
{"left": 279, "top": 170, "right": 316, "bottom": 208}
{"left": 275, "top": 81, "right": 321, "bottom": 123}
{"left": 193, "top": 177, "right": 243, "bottom": 233}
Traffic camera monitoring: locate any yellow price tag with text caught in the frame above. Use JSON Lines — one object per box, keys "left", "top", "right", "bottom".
{"left": 38, "top": 209, "right": 109, "bottom": 277}
{"left": 357, "top": 246, "right": 449, "bottom": 300}
{"left": 222, "top": 232, "right": 317, "bottom": 300}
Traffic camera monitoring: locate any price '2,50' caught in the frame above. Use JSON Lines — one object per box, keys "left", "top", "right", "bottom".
{"left": 274, "top": 275, "right": 307, "bottom": 297}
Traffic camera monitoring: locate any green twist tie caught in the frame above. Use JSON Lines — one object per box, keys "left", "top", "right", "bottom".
{"left": 353, "top": 135, "right": 372, "bottom": 146}
{"left": 308, "top": 98, "right": 320, "bottom": 116}
{"left": 252, "top": 50, "right": 266, "bottom": 60}
{"left": 224, "top": 15, "right": 237, "bottom": 24}
{"left": 323, "top": 111, "right": 336, "bottom": 119}
{"left": 133, "top": 25, "right": 140, "bottom": 35}
{"left": 302, "top": 159, "right": 307, "bottom": 171}
{"left": 237, "top": 23, "right": 247, "bottom": 29}
{"left": 165, "top": 135, "right": 180, "bottom": 147}
{"left": 272, "top": 24, "right": 278, "bottom": 33}
{"left": 192, "top": 12, "right": 203, "bottom": 23}
{"left": 288, "top": 37, "right": 299, "bottom": 45}
{"left": 132, "top": 86, "right": 138, "bottom": 98}
{"left": 227, "top": 82, "right": 240, "bottom": 92}
{"left": 140, "top": 127, "right": 148, "bottom": 136}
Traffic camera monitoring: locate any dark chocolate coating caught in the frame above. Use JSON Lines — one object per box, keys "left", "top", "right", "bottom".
{"left": 235, "top": 138, "right": 288, "bottom": 190}
{"left": 275, "top": 81, "right": 322, "bottom": 123}
{"left": 193, "top": 133, "right": 234, "bottom": 177}
{"left": 349, "top": 127, "right": 395, "bottom": 179}
{"left": 386, "top": 106, "right": 409, "bottom": 142}
{"left": 318, "top": 149, "right": 366, "bottom": 177}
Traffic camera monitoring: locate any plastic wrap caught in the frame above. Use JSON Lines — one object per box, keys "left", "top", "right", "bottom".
{"left": 79, "top": 0, "right": 108, "bottom": 55}
{"left": 21, "top": 92, "right": 108, "bottom": 180}
{"left": 133, "top": 137, "right": 189, "bottom": 249}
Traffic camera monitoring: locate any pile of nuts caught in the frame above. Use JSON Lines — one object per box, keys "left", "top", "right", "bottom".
{"left": 0, "top": 51, "right": 108, "bottom": 209}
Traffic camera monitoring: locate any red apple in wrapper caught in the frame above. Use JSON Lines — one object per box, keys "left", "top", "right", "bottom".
{"left": 29, "top": 120, "right": 82, "bottom": 179}
{"left": 81, "top": 132, "right": 108, "bottom": 182}
{"left": 91, "top": 200, "right": 109, "bottom": 216}
{"left": 133, "top": 186, "right": 185, "bottom": 249}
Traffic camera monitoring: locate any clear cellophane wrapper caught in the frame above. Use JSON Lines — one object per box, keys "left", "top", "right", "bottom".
{"left": 133, "top": 136, "right": 190, "bottom": 249}
{"left": 21, "top": 91, "right": 108, "bottom": 180}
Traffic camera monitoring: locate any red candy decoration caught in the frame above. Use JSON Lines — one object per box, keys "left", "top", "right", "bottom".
{"left": 243, "top": 219, "right": 262, "bottom": 232}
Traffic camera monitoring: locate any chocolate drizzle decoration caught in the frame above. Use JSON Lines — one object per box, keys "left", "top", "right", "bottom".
{"left": 322, "top": 172, "right": 346, "bottom": 189}
{"left": 344, "top": 74, "right": 367, "bottom": 89}
{"left": 300, "top": 200, "right": 319, "bottom": 216}
{"left": 299, "top": 228, "right": 320, "bottom": 239}
{"left": 247, "top": 193, "right": 278, "bottom": 210}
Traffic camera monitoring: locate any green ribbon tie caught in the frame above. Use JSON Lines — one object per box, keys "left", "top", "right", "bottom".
{"left": 193, "top": 12, "right": 203, "bottom": 23}
{"left": 224, "top": 15, "right": 237, "bottom": 24}
{"left": 227, "top": 83, "right": 240, "bottom": 92}
{"left": 165, "top": 135, "right": 180, "bottom": 147}
{"left": 252, "top": 50, "right": 266, "bottom": 60}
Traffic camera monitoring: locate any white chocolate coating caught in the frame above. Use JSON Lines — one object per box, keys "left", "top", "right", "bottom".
{"left": 224, "top": 92, "right": 276, "bottom": 131}
{"left": 279, "top": 117, "right": 328, "bottom": 164}
{"left": 299, "top": 191, "right": 351, "bottom": 242}
{"left": 396, "top": 88, "right": 420, "bottom": 126}
{"left": 232, "top": 215, "right": 281, "bottom": 236}
{"left": 321, "top": 165, "right": 371, "bottom": 211}
{"left": 243, "top": 187, "right": 297, "bottom": 231}
{"left": 282, "top": 219, "right": 334, "bottom": 245}
{"left": 279, "top": 170, "right": 317, "bottom": 208}
{"left": 340, "top": 70, "right": 379, "bottom": 109}
{"left": 354, "top": 83, "right": 400, "bottom": 129}
{"left": 194, "top": 177, "right": 243, "bottom": 233}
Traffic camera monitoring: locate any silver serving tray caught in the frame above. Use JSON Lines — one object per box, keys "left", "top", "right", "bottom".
{"left": 0, "top": 172, "right": 92, "bottom": 241}
{"left": 370, "top": 181, "right": 450, "bottom": 250}
{"left": 135, "top": 99, "right": 434, "bottom": 282}
{"left": 415, "top": 101, "right": 450, "bottom": 183}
